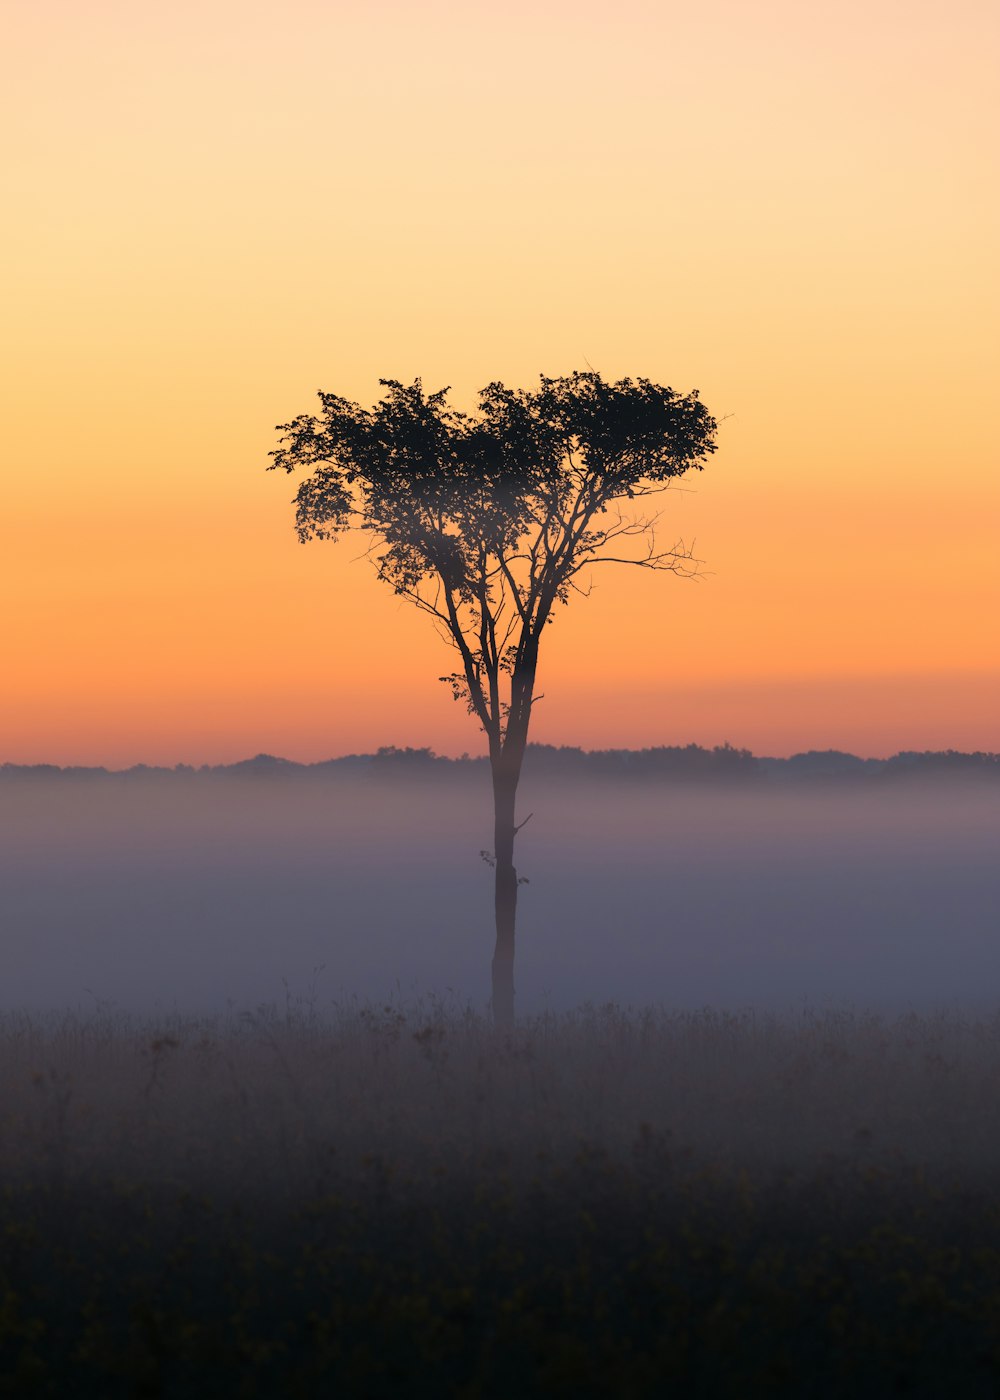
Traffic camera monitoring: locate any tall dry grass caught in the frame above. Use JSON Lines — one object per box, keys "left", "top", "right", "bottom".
{"left": 4, "top": 998, "right": 1000, "bottom": 1195}
{"left": 6, "top": 1001, "right": 1000, "bottom": 1397}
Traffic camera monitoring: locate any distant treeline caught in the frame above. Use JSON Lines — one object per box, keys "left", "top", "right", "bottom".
{"left": 3, "top": 743, "right": 998, "bottom": 783}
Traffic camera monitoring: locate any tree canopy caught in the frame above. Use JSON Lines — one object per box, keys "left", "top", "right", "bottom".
{"left": 269, "top": 371, "right": 718, "bottom": 763}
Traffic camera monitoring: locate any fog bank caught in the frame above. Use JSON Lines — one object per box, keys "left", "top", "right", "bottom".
{"left": 2, "top": 771, "right": 996, "bottom": 1014}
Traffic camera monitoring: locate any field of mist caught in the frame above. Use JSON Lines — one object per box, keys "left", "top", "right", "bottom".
{"left": 2, "top": 764, "right": 997, "bottom": 1016}
{"left": 3, "top": 760, "right": 1000, "bottom": 1394}
{"left": 6, "top": 999, "right": 1000, "bottom": 1395}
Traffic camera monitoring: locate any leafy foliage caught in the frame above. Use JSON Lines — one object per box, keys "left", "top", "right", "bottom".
{"left": 269, "top": 373, "right": 717, "bottom": 755}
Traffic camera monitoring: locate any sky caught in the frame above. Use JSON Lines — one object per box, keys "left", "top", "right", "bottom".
{"left": 3, "top": 0, "right": 998, "bottom": 766}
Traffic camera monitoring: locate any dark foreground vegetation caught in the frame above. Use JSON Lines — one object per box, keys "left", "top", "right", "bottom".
{"left": 4, "top": 1001, "right": 1000, "bottom": 1397}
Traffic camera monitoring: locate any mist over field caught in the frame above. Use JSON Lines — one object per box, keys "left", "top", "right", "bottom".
{"left": 3, "top": 761, "right": 996, "bottom": 1015}
{"left": 4, "top": 756, "right": 1000, "bottom": 1395}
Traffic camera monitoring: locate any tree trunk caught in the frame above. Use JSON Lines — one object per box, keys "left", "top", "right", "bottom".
{"left": 490, "top": 764, "right": 520, "bottom": 1031}
{"left": 490, "top": 645, "right": 537, "bottom": 1030}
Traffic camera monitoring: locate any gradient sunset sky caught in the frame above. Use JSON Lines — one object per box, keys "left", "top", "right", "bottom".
{"left": 4, "top": 0, "right": 998, "bottom": 766}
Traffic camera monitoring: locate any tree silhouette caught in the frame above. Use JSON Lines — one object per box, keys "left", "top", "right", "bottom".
{"left": 269, "top": 372, "right": 717, "bottom": 1027}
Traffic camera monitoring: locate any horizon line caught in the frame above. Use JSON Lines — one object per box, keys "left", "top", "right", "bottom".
{"left": 3, "top": 741, "right": 999, "bottom": 777}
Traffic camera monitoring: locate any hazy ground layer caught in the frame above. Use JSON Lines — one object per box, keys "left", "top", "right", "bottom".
{"left": 2, "top": 772, "right": 997, "bottom": 1012}
{"left": 4, "top": 1003, "right": 1000, "bottom": 1396}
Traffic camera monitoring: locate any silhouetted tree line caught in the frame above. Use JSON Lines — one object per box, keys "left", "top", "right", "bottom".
{"left": 3, "top": 746, "right": 998, "bottom": 783}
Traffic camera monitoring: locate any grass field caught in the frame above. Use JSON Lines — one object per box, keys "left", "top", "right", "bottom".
{"left": 3, "top": 999, "right": 1000, "bottom": 1396}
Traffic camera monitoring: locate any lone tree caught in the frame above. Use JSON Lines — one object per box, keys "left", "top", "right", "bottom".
{"left": 269, "top": 372, "right": 717, "bottom": 1027}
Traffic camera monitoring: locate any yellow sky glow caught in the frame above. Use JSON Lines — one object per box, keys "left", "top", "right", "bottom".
{"left": 3, "top": 0, "right": 997, "bottom": 764}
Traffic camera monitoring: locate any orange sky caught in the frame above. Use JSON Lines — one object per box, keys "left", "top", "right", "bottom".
{"left": 3, "top": 0, "right": 998, "bottom": 765}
